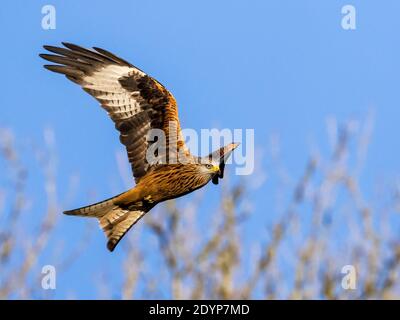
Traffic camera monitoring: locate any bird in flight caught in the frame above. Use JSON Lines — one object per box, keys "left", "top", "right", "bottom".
{"left": 40, "top": 43, "right": 239, "bottom": 251}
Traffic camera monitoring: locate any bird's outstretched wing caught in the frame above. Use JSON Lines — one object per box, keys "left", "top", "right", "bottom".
{"left": 40, "top": 43, "right": 190, "bottom": 183}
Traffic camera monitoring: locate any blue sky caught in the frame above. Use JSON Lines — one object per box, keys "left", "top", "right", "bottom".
{"left": 1, "top": 0, "right": 400, "bottom": 298}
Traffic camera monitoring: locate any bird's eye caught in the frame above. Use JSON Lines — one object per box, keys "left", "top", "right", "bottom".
{"left": 205, "top": 164, "right": 213, "bottom": 169}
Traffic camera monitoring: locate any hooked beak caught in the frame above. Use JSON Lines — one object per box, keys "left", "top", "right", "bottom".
{"left": 212, "top": 175, "right": 219, "bottom": 185}
{"left": 211, "top": 142, "right": 240, "bottom": 185}
{"left": 211, "top": 167, "right": 221, "bottom": 185}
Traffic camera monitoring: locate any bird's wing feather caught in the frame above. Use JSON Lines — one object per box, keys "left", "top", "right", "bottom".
{"left": 40, "top": 43, "right": 190, "bottom": 183}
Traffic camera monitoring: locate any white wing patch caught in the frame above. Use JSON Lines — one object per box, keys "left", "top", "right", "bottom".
{"left": 82, "top": 65, "right": 146, "bottom": 121}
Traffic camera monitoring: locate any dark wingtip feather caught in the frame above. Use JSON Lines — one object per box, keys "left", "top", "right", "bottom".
{"left": 93, "top": 46, "right": 132, "bottom": 67}
{"left": 39, "top": 53, "right": 58, "bottom": 62}
{"left": 43, "top": 45, "right": 54, "bottom": 51}
{"left": 43, "top": 64, "right": 84, "bottom": 78}
{"left": 41, "top": 45, "right": 67, "bottom": 58}
{"left": 107, "top": 241, "right": 116, "bottom": 252}
{"left": 66, "top": 75, "right": 81, "bottom": 85}
{"left": 62, "top": 42, "right": 93, "bottom": 54}
{"left": 61, "top": 42, "right": 77, "bottom": 49}
{"left": 43, "top": 64, "right": 60, "bottom": 72}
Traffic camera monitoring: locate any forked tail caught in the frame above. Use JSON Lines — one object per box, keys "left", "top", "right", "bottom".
{"left": 64, "top": 191, "right": 148, "bottom": 251}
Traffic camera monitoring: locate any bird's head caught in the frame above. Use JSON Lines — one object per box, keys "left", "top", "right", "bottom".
{"left": 199, "top": 162, "right": 221, "bottom": 176}
{"left": 200, "top": 142, "right": 240, "bottom": 185}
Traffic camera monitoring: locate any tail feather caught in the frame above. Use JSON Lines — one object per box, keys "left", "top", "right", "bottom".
{"left": 63, "top": 191, "right": 149, "bottom": 251}
{"left": 63, "top": 193, "right": 123, "bottom": 217}
{"left": 101, "top": 209, "right": 147, "bottom": 251}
